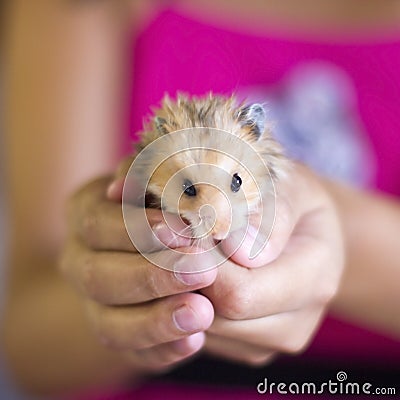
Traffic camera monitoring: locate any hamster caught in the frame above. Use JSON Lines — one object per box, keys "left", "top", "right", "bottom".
{"left": 132, "top": 93, "right": 288, "bottom": 242}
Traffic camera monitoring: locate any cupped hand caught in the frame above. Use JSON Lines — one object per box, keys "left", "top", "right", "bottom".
{"left": 201, "top": 164, "right": 345, "bottom": 365}
{"left": 62, "top": 157, "right": 344, "bottom": 372}
{"left": 59, "top": 175, "right": 217, "bottom": 373}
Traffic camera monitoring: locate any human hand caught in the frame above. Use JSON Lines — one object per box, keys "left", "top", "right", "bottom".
{"left": 201, "top": 165, "right": 345, "bottom": 365}
{"left": 59, "top": 173, "right": 218, "bottom": 374}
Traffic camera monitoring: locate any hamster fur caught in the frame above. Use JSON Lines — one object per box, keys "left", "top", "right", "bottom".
{"left": 133, "top": 93, "right": 288, "bottom": 240}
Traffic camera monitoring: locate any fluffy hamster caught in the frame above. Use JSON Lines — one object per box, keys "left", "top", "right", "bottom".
{"left": 133, "top": 93, "right": 288, "bottom": 241}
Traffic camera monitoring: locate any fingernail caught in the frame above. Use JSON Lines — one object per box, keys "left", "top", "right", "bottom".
{"left": 244, "top": 225, "right": 269, "bottom": 256}
{"left": 173, "top": 306, "right": 201, "bottom": 332}
{"left": 152, "top": 222, "right": 192, "bottom": 248}
{"left": 152, "top": 222, "right": 178, "bottom": 246}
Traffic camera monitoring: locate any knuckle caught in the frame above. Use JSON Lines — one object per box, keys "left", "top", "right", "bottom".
{"left": 219, "top": 281, "right": 253, "bottom": 320}
{"left": 76, "top": 182, "right": 110, "bottom": 249}
{"left": 81, "top": 253, "right": 102, "bottom": 301}
{"left": 81, "top": 211, "right": 101, "bottom": 249}
{"left": 143, "top": 267, "right": 163, "bottom": 300}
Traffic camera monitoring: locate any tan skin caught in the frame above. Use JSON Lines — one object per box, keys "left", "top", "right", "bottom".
{"left": 2, "top": 0, "right": 400, "bottom": 396}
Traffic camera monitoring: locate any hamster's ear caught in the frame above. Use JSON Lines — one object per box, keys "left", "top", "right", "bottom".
{"left": 237, "top": 103, "right": 266, "bottom": 139}
{"left": 154, "top": 117, "right": 168, "bottom": 135}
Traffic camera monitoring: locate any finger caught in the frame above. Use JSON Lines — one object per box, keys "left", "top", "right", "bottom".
{"left": 106, "top": 177, "right": 125, "bottom": 202}
{"left": 69, "top": 177, "right": 134, "bottom": 251}
{"left": 87, "top": 293, "right": 214, "bottom": 351}
{"left": 60, "top": 238, "right": 218, "bottom": 305}
{"left": 205, "top": 333, "right": 276, "bottom": 367}
{"left": 124, "top": 204, "right": 193, "bottom": 253}
{"left": 202, "top": 213, "right": 340, "bottom": 319}
{"left": 221, "top": 191, "right": 297, "bottom": 268}
{"left": 208, "top": 306, "right": 325, "bottom": 354}
{"left": 126, "top": 332, "right": 205, "bottom": 373}
{"left": 69, "top": 177, "right": 191, "bottom": 252}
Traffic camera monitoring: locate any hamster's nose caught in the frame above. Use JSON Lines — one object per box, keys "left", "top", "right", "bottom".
{"left": 198, "top": 189, "right": 232, "bottom": 239}
{"left": 199, "top": 204, "right": 217, "bottom": 232}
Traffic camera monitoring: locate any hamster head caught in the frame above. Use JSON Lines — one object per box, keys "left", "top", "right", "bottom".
{"left": 134, "top": 93, "right": 287, "bottom": 240}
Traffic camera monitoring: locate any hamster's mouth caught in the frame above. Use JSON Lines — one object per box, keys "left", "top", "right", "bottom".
{"left": 180, "top": 216, "right": 191, "bottom": 226}
{"left": 179, "top": 214, "right": 227, "bottom": 246}
{"left": 179, "top": 216, "right": 221, "bottom": 245}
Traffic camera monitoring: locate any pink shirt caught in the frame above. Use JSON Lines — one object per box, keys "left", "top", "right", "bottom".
{"left": 130, "top": 9, "right": 400, "bottom": 195}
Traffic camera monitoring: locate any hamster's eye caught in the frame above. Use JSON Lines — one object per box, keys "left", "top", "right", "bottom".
{"left": 231, "top": 173, "right": 242, "bottom": 193}
{"left": 183, "top": 179, "right": 197, "bottom": 197}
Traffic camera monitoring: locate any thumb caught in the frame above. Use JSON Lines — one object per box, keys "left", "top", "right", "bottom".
{"left": 221, "top": 197, "right": 296, "bottom": 268}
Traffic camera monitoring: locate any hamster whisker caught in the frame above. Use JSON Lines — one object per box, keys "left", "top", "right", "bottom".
{"left": 192, "top": 235, "right": 215, "bottom": 251}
